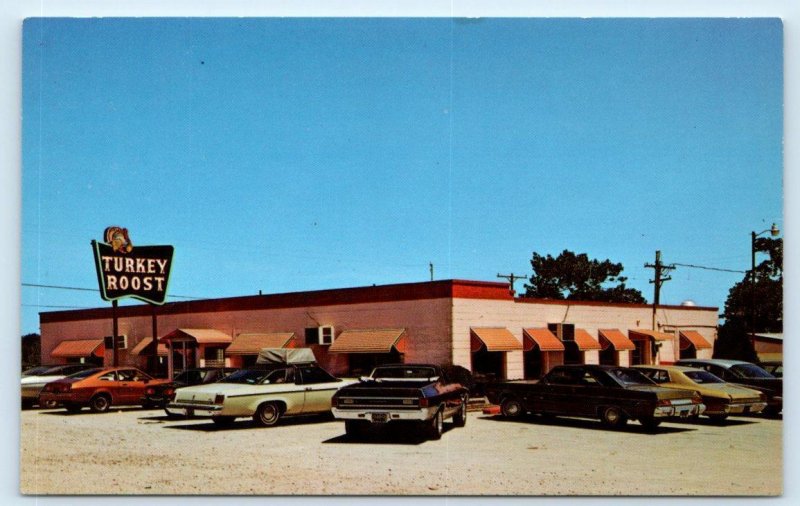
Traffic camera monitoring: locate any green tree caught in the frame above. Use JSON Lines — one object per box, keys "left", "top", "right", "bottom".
{"left": 21, "top": 333, "right": 41, "bottom": 371}
{"left": 523, "top": 250, "right": 646, "bottom": 303}
{"left": 715, "top": 237, "right": 782, "bottom": 360}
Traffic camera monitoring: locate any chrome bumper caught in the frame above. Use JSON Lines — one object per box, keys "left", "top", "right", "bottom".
{"left": 332, "top": 406, "right": 438, "bottom": 423}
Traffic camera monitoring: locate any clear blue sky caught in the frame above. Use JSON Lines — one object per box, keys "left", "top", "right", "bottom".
{"left": 21, "top": 17, "right": 783, "bottom": 335}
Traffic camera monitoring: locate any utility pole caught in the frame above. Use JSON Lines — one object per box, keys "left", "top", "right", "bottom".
{"left": 644, "top": 250, "right": 675, "bottom": 331}
{"left": 429, "top": 262, "right": 434, "bottom": 282}
{"left": 497, "top": 273, "right": 527, "bottom": 296}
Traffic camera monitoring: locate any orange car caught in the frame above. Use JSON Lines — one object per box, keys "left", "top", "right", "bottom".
{"left": 39, "top": 367, "right": 171, "bottom": 413}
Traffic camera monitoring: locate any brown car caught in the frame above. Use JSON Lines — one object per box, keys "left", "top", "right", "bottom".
{"left": 39, "top": 367, "right": 171, "bottom": 413}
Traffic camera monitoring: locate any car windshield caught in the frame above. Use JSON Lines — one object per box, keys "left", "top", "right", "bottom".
{"left": 371, "top": 367, "right": 437, "bottom": 380}
{"left": 22, "top": 366, "right": 57, "bottom": 376}
{"left": 684, "top": 370, "right": 724, "bottom": 384}
{"left": 220, "top": 367, "right": 290, "bottom": 385}
{"left": 730, "top": 363, "right": 775, "bottom": 379}
{"left": 67, "top": 368, "right": 103, "bottom": 379}
{"left": 607, "top": 368, "right": 654, "bottom": 386}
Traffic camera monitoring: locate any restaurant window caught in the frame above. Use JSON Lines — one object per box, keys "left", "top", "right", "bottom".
{"left": 305, "top": 326, "right": 335, "bottom": 345}
{"left": 204, "top": 347, "right": 224, "bottom": 367}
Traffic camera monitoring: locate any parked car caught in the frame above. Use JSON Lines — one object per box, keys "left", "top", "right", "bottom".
{"left": 675, "top": 358, "right": 782, "bottom": 416}
{"left": 21, "top": 364, "right": 95, "bottom": 408}
{"left": 634, "top": 365, "right": 767, "bottom": 422}
{"left": 144, "top": 367, "right": 238, "bottom": 413}
{"left": 758, "top": 360, "right": 782, "bottom": 379}
{"left": 484, "top": 364, "right": 705, "bottom": 430}
{"left": 167, "top": 348, "right": 358, "bottom": 427}
{"left": 331, "top": 364, "right": 470, "bottom": 440}
{"left": 39, "top": 367, "right": 172, "bottom": 413}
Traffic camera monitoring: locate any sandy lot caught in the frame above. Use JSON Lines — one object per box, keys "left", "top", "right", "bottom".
{"left": 20, "top": 406, "right": 781, "bottom": 496}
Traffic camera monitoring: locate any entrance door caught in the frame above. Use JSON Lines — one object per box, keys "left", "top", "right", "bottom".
{"left": 472, "top": 350, "right": 505, "bottom": 381}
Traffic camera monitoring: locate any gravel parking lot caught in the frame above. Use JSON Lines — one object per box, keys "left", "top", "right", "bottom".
{"left": 20, "top": 406, "right": 781, "bottom": 496}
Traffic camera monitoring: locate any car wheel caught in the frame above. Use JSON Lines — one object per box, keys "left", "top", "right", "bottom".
{"left": 600, "top": 406, "right": 627, "bottom": 428}
{"left": 212, "top": 416, "right": 236, "bottom": 427}
{"left": 452, "top": 395, "right": 468, "bottom": 427}
{"left": 40, "top": 399, "right": 59, "bottom": 409}
{"left": 500, "top": 397, "right": 523, "bottom": 418}
{"left": 639, "top": 416, "right": 661, "bottom": 431}
{"left": 426, "top": 408, "right": 444, "bottom": 440}
{"left": 89, "top": 394, "right": 111, "bottom": 413}
{"left": 64, "top": 404, "right": 83, "bottom": 413}
{"left": 253, "top": 402, "right": 282, "bottom": 427}
{"left": 345, "top": 420, "right": 367, "bottom": 438}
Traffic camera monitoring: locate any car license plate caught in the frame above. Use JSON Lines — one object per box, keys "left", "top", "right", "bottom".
{"left": 371, "top": 412, "right": 389, "bottom": 423}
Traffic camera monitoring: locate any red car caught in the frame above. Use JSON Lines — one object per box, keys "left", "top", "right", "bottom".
{"left": 39, "top": 367, "right": 171, "bottom": 413}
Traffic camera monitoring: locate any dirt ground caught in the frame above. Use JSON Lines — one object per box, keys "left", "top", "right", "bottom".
{"left": 19, "top": 406, "right": 782, "bottom": 496}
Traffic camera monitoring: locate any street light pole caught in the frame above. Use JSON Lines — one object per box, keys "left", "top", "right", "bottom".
{"left": 749, "top": 223, "right": 780, "bottom": 336}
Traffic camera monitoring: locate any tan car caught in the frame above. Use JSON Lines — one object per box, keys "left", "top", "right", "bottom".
{"left": 634, "top": 365, "right": 766, "bottom": 422}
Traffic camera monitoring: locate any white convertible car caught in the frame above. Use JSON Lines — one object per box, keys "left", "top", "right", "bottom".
{"left": 167, "top": 348, "right": 357, "bottom": 427}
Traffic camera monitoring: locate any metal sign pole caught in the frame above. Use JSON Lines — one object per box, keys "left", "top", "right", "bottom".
{"left": 112, "top": 300, "right": 119, "bottom": 367}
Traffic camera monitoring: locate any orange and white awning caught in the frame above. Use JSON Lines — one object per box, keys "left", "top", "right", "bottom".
{"left": 159, "top": 328, "right": 233, "bottom": 345}
{"left": 573, "top": 328, "right": 603, "bottom": 351}
{"left": 523, "top": 328, "right": 565, "bottom": 352}
{"left": 51, "top": 339, "right": 104, "bottom": 358}
{"left": 471, "top": 328, "right": 523, "bottom": 352}
{"left": 599, "top": 329, "right": 636, "bottom": 351}
{"left": 129, "top": 337, "right": 168, "bottom": 356}
{"left": 679, "top": 330, "right": 713, "bottom": 351}
{"left": 226, "top": 333, "right": 297, "bottom": 355}
{"left": 630, "top": 329, "right": 674, "bottom": 342}
{"left": 329, "top": 328, "right": 407, "bottom": 354}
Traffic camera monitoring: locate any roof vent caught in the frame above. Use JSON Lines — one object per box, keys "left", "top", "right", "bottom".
{"left": 680, "top": 299, "right": 696, "bottom": 307}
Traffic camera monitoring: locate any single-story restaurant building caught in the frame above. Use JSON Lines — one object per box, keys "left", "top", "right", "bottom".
{"left": 39, "top": 279, "right": 718, "bottom": 380}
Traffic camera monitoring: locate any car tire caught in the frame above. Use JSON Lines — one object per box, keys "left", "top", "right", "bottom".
{"left": 89, "top": 394, "right": 111, "bottom": 413}
{"left": 64, "top": 403, "right": 83, "bottom": 413}
{"left": 452, "top": 395, "right": 468, "bottom": 427}
{"left": 212, "top": 416, "right": 236, "bottom": 427}
{"left": 345, "top": 420, "right": 367, "bottom": 438}
{"left": 253, "top": 402, "right": 282, "bottom": 427}
{"left": 40, "top": 399, "right": 58, "bottom": 409}
{"left": 426, "top": 408, "right": 444, "bottom": 440}
{"left": 600, "top": 406, "right": 627, "bottom": 428}
{"left": 639, "top": 416, "right": 661, "bottom": 431}
{"left": 500, "top": 397, "right": 523, "bottom": 418}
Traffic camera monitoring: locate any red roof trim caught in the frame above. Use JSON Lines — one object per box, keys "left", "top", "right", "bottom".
{"left": 40, "top": 279, "right": 513, "bottom": 324}
{"left": 513, "top": 297, "right": 717, "bottom": 311}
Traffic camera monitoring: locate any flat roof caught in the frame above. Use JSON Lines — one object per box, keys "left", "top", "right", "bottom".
{"left": 40, "top": 278, "right": 717, "bottom": 324}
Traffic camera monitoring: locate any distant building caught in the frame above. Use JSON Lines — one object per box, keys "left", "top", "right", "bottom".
{"left": 39, "top": 279, "right": 717, "bottom": 379}
{"left": 749, "top": 332, "right": 783, "bottom": 362}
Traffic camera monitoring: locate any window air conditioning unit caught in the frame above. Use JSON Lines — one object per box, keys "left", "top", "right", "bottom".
{"left": 318, "top": 326, "right": 334, "bottom": 345}
{"left": 547, "top": 323, "right": 575, "bottom": 341}
{"left": 104, "top": 335, "right": 128, "bottom": 350}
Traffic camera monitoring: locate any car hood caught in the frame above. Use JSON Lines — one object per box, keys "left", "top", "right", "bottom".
{"left": 660, "top": 382, "right": 762, "bottom": 400}
{"left": 21, "top": 374, "right": 66, "bottom": 385}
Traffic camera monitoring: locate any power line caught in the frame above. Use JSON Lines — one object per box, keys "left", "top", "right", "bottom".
{"left": 21, "top": 304, "right": 96, "bottom": 309}
{"left": 672, "top": 263, "right": 746, "bottom": 274}
{"left": 21, "top": 282, "right": 205, "bottom": 300}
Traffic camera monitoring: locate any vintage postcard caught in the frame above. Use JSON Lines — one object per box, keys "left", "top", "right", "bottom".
{"left": 19, "top": 15, "right": 783, "bottom": 497}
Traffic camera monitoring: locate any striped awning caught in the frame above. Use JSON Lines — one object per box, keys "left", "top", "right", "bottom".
{"left": 51, "top": 339, "right": 104, "bottom": 358}
{"left": 129, "top": 337, "right": 168, "bottom": 356}
{"left": 599, "top": 329, "right": 636, "bottom": 351}
{"left": 523, "top": 328, "right": 565, "bottom": 352}
{"left": 470, "top": 328, "right": 523, "bottom": 352}
{"left": 159, "top": 328, "right": 233, "bottom": 345}
{"left": 226, "top": 333, "right": 297, "bottom": 355}
{"left": 573, "top": 329, "right": 603, "bottom": 351}
{"left": 328, "top": 328, "right": 407, "bottom": 354}
{"left": 679, "top": 330, "right": 713, "bottom": 351}
{"left": 630, "top": 329, "right": 674, "bottom": 341}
